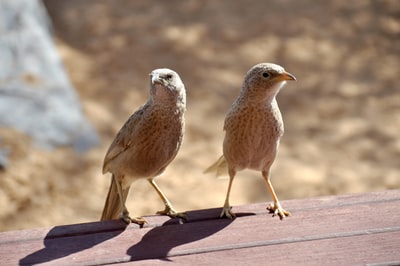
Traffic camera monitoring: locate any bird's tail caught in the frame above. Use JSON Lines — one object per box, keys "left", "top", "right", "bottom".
{"left": 204, "top": 155, "right": 229, "bottom": 177}
{"left": 101, "top": 174, "right": 130, "bottom": 221}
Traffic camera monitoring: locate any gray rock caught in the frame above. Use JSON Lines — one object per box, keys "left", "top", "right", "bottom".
{"left": 0, "top": 139, "right": 9, "bottom": 170}
{"left": 0, "top": 0, "right": 99, "bottom": 153}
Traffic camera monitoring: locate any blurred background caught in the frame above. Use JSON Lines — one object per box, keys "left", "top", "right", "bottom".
{"left": 0, "top": 0, "right": 398, "bottom": 231}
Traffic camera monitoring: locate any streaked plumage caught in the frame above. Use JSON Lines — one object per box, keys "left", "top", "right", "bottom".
{"left": 205, "top": 63, "right": 296, "bottom": 220}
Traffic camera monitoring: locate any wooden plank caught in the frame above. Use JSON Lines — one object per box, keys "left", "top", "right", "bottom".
{"left": 123, "top": 231, "right": 400, "bottom": 266}
{"left": 0, "top": 190, "right": 399, "bottom": 265}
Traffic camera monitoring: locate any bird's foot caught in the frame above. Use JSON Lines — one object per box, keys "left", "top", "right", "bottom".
{"left": 220, "top": 205, "right": 236, "bottom": 219}
{"left": 267, "top": 202, "right": 290, "bottom": 220}
{"left": 157, "top": 205, "right": 187, "bottom": 221}
{"left": 120, "top": 211, "right": 147, "bottom": 227}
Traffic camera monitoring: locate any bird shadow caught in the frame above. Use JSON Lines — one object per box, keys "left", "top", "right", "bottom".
{"left": 19, "top": 220, "right": 129, "bottom": 265}
{"left": 18, "top": 210, "right": 255, "bottom": 264}
{"left": 126, "top": 210, "right": 255, "bottom": 262}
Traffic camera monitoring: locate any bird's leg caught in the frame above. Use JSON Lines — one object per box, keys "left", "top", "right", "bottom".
{"left": 148, "top": 179, "right": 187, "bottom": 220}
{"left": 220, "top": 168, "right": 236, "bottom": 219}
{"left": 114, "top": 177, "right": 131, "bottom": 223}
{"left": 114, "top": 176, "right": 147, "bottom": 226}
{"left": 262, "top": 170, "right": 290, "bottom": 220}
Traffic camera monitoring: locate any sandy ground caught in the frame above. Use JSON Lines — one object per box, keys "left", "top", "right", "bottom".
{"left": 0, "top": 0, "right": 399, "bottom": 231}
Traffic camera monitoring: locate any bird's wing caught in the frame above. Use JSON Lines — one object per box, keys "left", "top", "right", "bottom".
{"left": 102, "top": 103, "right": 149, "bottom": 173}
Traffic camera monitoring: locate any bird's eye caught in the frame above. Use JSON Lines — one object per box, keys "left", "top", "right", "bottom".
{"left": 166, "top": 74, "right": 173, "bottom": 80}
{"left": 262, "top": 72, "right": 270, "bottom": 78}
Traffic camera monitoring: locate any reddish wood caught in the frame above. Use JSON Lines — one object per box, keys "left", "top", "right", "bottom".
{"left": 1, "top": 190, "right": 399, "bottom": 265}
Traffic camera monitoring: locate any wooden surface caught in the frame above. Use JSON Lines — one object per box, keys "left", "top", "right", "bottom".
{"left": 1, "top": 190, "right": 399, "bottom": 265}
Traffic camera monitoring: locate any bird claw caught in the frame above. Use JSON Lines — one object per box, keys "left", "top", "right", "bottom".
{"left": 267, "top": 202, "right": 290, "bottom": 220}
{"left": 157, "top": 206, "right": 187, "bottom": 221}
{"left": 120, "top": 212, "right": 147, "bottom": 227}
{"left": 220, "top": 206, "right": 236, "bottom": 219}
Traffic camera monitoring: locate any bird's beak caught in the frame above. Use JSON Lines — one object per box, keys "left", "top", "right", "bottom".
{"left": 151, "top": 73, "right": 162, "bottom": 84}
{"left": 277, "top": 71, "right": 296, "bottom": 81}
{"left": 150, "top": 73, "right": 165, "bottom": 85}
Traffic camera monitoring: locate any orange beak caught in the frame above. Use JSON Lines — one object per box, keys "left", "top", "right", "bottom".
{"left": 277, "top": 71, "right": 296, "bottom": 81}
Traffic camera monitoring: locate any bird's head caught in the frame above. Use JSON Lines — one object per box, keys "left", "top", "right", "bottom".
{"left": 149, "top": 68, "right": 186, "bottom": 104}
{"left": 241, "top": 63, "right": 296, "bottom": 102}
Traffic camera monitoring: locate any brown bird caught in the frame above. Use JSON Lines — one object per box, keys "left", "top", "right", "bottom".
{"left": 101, "top": 68, "right": 186, "bottom": 226}
{"left": 205, "top": 63, "right": 296, "bottom": 220}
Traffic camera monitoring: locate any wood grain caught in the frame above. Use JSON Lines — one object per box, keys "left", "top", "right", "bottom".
{"left": 1, "top": 190, "right": 399, "bottom": 265}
